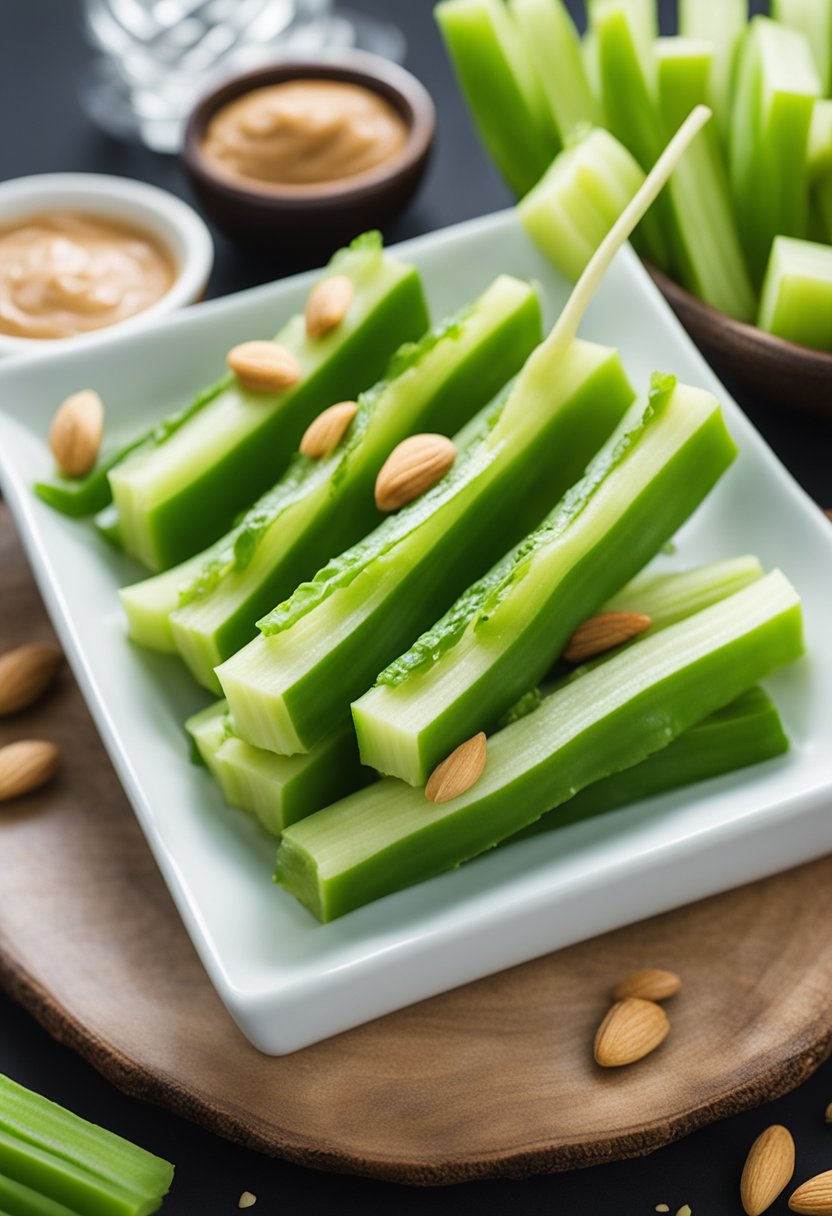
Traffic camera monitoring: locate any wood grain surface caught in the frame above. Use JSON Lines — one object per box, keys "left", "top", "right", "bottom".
{"left": 2, "top": 503, "right": 832, "bottom": 1185}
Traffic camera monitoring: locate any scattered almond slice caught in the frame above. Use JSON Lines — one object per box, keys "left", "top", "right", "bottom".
{"left": 305, "top": 274, "right": 354, "bottom": 339}
{"left": 375, "top": 433, "right": 457, "bottom": 512}
{"left": 0, "top": 740, "right": 59, "bottom": 802}
{"left": 0, "top": 643, "right": 63, "bottom": 716}
{"left": 563, "top": 610, "right": 652, "bottom": 663}
{"left": 299, "top": 401, "right": 358, "bottom": 458}
{"left": 612, "top": 968, "right": 681, "bottom": 1003}
{"left": 825, "top": 1102, "right": 832, "bottom": 1124}
{"left": 655, "top": 1207, "right": 670, "bottom": 1214}
{"left": 593, "top": 997, "right": 669, "bottom": 1067}
{"left": 676, "top": 1207, "right": 692, "bottom": 1216}
{"left": 425, "top": 732, "right": 487, "bottom": 804}
{"left": 741, "top": 1125, "right": 795, "bottom": 1216}
{"left": 238, "top": 1193, "right": 257, "bottom": 1209}
{"left": 49, "top": 390, "right": 104, "bottom": 477}
{"left": 789, "top": 1170, "right": 832, "bottom": 1214}
{"left": 227, "top": 341, "right": 302, "bottom": 392}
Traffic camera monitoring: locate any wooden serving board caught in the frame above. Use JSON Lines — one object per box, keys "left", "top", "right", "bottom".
{"left": 2, "top": 504, "right": 832, "bottom": 1186}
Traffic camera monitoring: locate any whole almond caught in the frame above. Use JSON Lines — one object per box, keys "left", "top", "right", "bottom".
{"left": 425, "top": 733, "right": 487, "bottom": 804}
{"left": 299, "top": 401, "right": 358, "bottom": 458}
{"left": 227, "top": 341, "right": 302, "bottom": 392}
{"left": 49, "top": 390, "right": 104, "bottom": 477}
{"left": 564, "top": 611, "right": 652, "bottom": 664}
{"left": 789, "top": 1171, "right": 832, "bottom": 1214}
{"left": 0, "top": 643, "right": 63, "bottom": 716}
{"left": 612, "top": 968, "right": 681, "bottom": 1003}
{"left": 305, "top": 275, "right": 354, "bottom": 339}
{"left": 0, "top": 740, "right": 59, "bottom": 802}
{"left": 741, "top": 1125, "right": 795, "bottom": 1215}
{"left": 593, "top": 997, "right": 669, "bottom": 1067}
{"left": 375, "top": 434, "right": 457, "bottom": 512}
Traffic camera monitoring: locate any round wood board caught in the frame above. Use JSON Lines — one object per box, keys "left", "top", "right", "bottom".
{"left": 2, "top": 505, "right": 832, "bottom": 1186}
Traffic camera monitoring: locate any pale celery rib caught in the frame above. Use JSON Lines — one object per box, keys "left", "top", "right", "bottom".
{"left": 758, "top": 236, "right": 832, "bottom": 352}
{"left": 509, "top": 0, "right": 603, "bottom": 141}
{"left": 276, "top": 570, "right": 803, "bottom": 922}
{"left": 678, "top": 0, "right": 746, "bottom": 141}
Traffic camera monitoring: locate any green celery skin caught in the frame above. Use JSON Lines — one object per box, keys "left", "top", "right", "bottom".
{"left": 276, "top": 571, "right": 803, "bottom": 922}
{"left": 678, "top": 0, "right": 746, "bottom": 145}
{"left": 218, "top": 340, "right": 635, "bottom": 755}
{"left": 152, "top": 276, "right": 543, "bottom": 690}
{"left": 809, "top": 101, "right": 832, "bottom": 183}
{"left": 0, "top": 1074, "right": 173, "bottom": 1216}
{"left": 509, "top": 0, "right": 603, "bottom": 141}
{"left": 758, "top": 236, "right": 832, "bottom": 352}
{"left": 108, "top": 250, "right": 430, "bottom": 571}
{"left": 354, "top": 380, "right": 739, "bottom": 787}
{"left": 0, "top": 1172, "right": 81, "bottom": 1216}
{"left": 512, "top": 687, "right": 789, "bottom": 841}
{"left": 772, "top": 0, "right": 832, "bottom": 97}
{"left": 435, "top": 0, "right": 560, "bottom": 197}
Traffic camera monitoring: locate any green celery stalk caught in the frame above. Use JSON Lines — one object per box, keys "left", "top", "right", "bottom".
{"left": 509, "top": 0, "right": 603, "bottom": 140}
{"left": 772, "top": 0, "right": 832, "bottom": 97}
{"left": 815, "top": 173, "right": 832, "bottom": 244}
{"left": 121, "top": 275, "right": 543, "bottom": 689}
{"left": 276, "top": 570, "right": 804, "bottom": 922}
{"left": 730, "top": 17, "right": 821, "bottom": 288}
{"left": 0, "top": 1074, "right": 173, "bottom": 1216}
{"left": 809, "top": 100, "right": 832, "bottom": 183}
{"left": 107, "top": 234, "right": 429, "bottom": 570}
{"left": 601, "top": 555, "right": 764, "bottom": 630}
{"left": 758, "top": 236, "right": 832, "bottom": 351}
{"left": 678, "top": 0, "right": 746, "bottom": 144}
{"left": 435, "top": 0, "right": 560, "bottom": 196}
{"left": 353, "top": 375, "right": 738, "bottom": 786}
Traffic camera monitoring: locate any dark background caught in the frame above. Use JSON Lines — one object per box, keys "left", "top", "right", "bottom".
{"left": 1, "top": 2, "right": 830, "bottom": 1213}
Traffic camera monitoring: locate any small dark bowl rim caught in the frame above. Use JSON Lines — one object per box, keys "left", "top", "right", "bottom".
{"left": 183, "top": 51, "right": 436, "bottom": 216}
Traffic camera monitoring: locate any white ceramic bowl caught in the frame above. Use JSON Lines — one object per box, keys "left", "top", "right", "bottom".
{"left": 0, "top": 173, "right": 213, "bottom": 358}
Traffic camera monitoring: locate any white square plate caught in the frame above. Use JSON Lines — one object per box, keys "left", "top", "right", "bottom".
{"left": 1, "top": 210, "right": 830, "bottom": 1054}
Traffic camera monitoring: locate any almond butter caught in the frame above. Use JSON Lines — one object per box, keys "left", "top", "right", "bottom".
{"left": 305, "top": 274, "right": 354, "bottom": 339}
{"left": 49, "top": 390, "right": 104, "bottom": 477}
{"left": 0, "top": 643, "right": 63, "bottom": 716}
{"left": 789, "top": 1171, "right": 832, "bottom": 1214}
{"left": 375, "top": 433, "right": 457, "bottom": 512}
{"left": 227, "top": 341, "right": 302, "bottom": 392}
{"left": 299, "top": 401, "right": 358, "bottom": 458}
{"left": 741, "top": 1125, "right": 795, "bottom": 1215}
{"left": 563, "top": 610, "right": 652, "bottom": 664}
{"left": 593, "top": 997, "right": 669, "bottom": 1067}
{"left": 612, "top": 968, "right": 681, "bottom": 1003}
{"left": 425, "top": 733, "right": 487, "bottom": 804}
{"left": 0, "top": 740, "right": 59, "bottom": 802}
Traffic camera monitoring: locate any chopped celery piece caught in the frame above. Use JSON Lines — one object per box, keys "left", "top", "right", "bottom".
{"left": 809, "top": 100, "right": 832, "bottom": 182}
{"left": 123, "top": 275, "right": 542, "bottom": 690}
{"left": 816, "top": 173, "right": 832, "bottom": 244}
{"left": 509, "top": 0, "right": 603, "bottom": 140}
{"left": 435, "top": 0, "right": 560, "bottom": 196}
{"left": 772, "top": 0, "right": 832, "bottom": 97}
{"left": 185, "top": 699, "right": 230, "bottom": 773}
{"left": 120, "top": 554, "right": 205, "bottom": 653}
{"left": 587, "top": 0, "right": 658, "bottom": 50}
{"left": 276, "top": 570, "right": 803, "bottom": 922}
{"left": 730, "top": 17, "right": 821, "bottom": 287}
{"left": 518, "top": 128, "right": 645, "bottom": 282}
{"left": 602, "top": 555, "right": 764, "bottom": 631}
{"left": 678, "top": 0, "right": 746, "bottom": 142}
{"left": 108, "top": 236, "right": 429, "bottom": 570}
{"left": 353, "top": 376, "right": 738, "bottom": 786}
{"left": 0, "top": 1073, "right": 173, "bottom": 1216}
{"left": 758, "top": 236, "right": 832, "bottom": 352}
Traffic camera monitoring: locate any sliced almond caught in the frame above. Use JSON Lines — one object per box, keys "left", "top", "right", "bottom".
{"left": 227, "top": 341, "right": 302, "bottom": 392}
{"left": 789, "top": 1171, "right": 832, "bottom": 1214}
{"left": 49, "top": 390, "right": 104, "bottom": 477}
{"left": 299, "top": 401, "right": 358, "bottom": 459}
{"left": 0, "top": 643, "right": 63, "bottom": 716}
{"left": 425, "top": 733, "right": 487, "bottom": 804}
{"left": 612, "top": 968, "right": 681, "bottom": 1003}
{"left": 741, "top": 1125, "right": 795, "bottom": 1215}
{"left": 305, "top": 274, "right": 354, "bottom": 339}
{"left": 238, "top": 1193, "right": 257, "bottom": 1209}
{"left": 0, "top": 740, "right": 59, "bottom": 802}
{"left": 375, "top": 433, "right": 456, "bottom": 512}
{"left": 593, "top": 997, "right": 669, "bottom": 1067}
{"left": 825, "top": 1102, "right": 832, "bottom": 1124}
{"left": 563, "top": 610, "right": 652, "bottom": 664}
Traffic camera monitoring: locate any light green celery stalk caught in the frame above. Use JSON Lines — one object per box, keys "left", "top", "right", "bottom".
{"left": 435, "top": 0, "right": 560, "bottom": 196}
{"left": 758, "top": 236, "right": 832, "bottom": 351}
{"left": 276, "top": 570, "right": 803, "bottom": 922}
{"left": 809, "top": 101, "right": 832, "bottom": 182}
{"left": 772, "top": 0, "right": 832, "bottom": 97}
{"left": 730, "top": 17, "right": 821, "bottom": 288}
{"left": 678, "top": 0, "right": 747, "bottom": 144}
{"left": 509, "top": 0, "right": 603, "bottom": 139}
{"left": 816, "top": 174, "right": 832, "bottom": 243}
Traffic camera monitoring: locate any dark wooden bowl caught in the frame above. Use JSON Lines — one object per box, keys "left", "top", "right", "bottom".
{"left": 647, "top": 265, "right": 832, "bottom": 415}
{"left": 183, "top": 52, "right": 435, "bottom": 255}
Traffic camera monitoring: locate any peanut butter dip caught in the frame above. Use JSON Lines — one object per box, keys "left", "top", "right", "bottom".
{"left": 199, "top": 79, "right": 409, "bottom": 190}
{"left": 0, "top": 213, "right": 176, "bottom": 340}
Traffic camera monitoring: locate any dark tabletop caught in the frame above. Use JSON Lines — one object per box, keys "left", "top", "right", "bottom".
{"left": 1, "top": 2, "right": 830, "bottom": 1213}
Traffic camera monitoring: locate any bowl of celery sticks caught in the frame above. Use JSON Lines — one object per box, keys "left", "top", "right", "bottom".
{"left": 436, "top": 0, "right": 832, "bottom": 413}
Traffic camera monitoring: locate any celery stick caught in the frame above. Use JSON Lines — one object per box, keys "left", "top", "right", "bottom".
{"left": 730, "top": 17, "right": 821, "bottom": 287}
{"left": 276, "top": 571, "right": 803, "bottom": 922}
{"left": 601, "top": 556, "right": 764, "bottom": 631}
{"left": 816, "top": 173, "right": 832, "bottom": 244}
{"left": 435, "top": 0, "right": 560, "bottom": 196}
{"left": 518, "top": 128, "right": 645, "bottom": 281}
{"left": 0, "top": 1074, "right": 173, "bottom": 1216}
{"left": 586, "top": 0, "right": 658, "bottom": 49}
{"left": 122, "top": 276, "right": 542, "bottom": 690}
{"left": 809, "top": 101, "right": 832, "bottom": 182}
{"left": 772, "top": 0, "right": 832, "bottom": 97}
{"left": 678, "top": 0, "right": 746, "bottom": 143}
{"left": 107, "top": 235, "right": 429, "bottom": 570}
{"left": 354, "top": 375, "right": 738, "bottom": 786}
{"left": 758, "top": 236, "right": 832, "bottom": 351}
{"left": 509, "top": 0, "right": 603, "bottom": 139}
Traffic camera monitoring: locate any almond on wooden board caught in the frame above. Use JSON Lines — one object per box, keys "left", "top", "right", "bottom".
{"left": 49, "top": 390, "right": 104, "bottom": 478}
{"left": 299, "top": 401, "right": 358, "bottom": 458}
{"left": 425, "top": 733, "right": 487, "bottom": 804}
{"left": 612, "top": 968, "right": 681, "bottom": 1003}
{"left": 563, "top": 611, "right": 652, "bottom": 664}
{"left": 789, "top": 1171, "right": 832, "bottom": 1214}
{"left": 227, "top": 341, "right": 302, "bottom": 392}
{"left": 305, "top": 274, "right": 353, "bottom": 339}
{"left": 0, "top": 643, "right": 63, "bottom": 716}
{"left": 375, "top": 433, "right": 457, "bottom": 512}
{"left": 0, "top": 740, "right": 59, "bottom": 802}
{"left": 593, "top": 997, "right": 669, "bottom": 1067}
{"left": 741, "top": 1124, "right": 795, "bottom": 1215}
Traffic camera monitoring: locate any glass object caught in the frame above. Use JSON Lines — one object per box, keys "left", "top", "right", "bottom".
{"left": 81, "top": 0, "right": 406, "bottom": 153}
